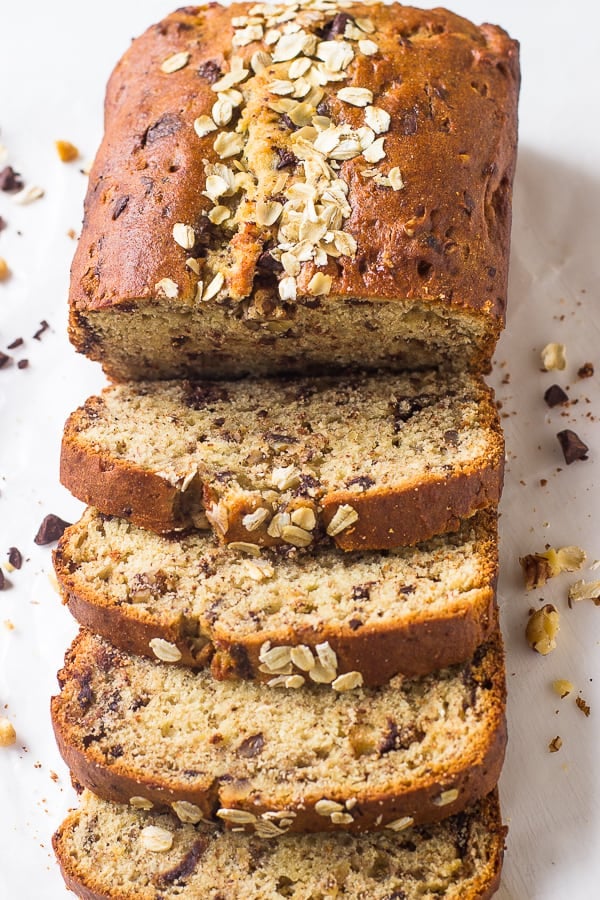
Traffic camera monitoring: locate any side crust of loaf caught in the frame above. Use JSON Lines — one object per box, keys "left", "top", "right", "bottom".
{"left": 53, "top": 790, "right": 506, "bottom": 900}
{"left": 51, "top": 631, "right": 507, "bottom": 834}
{"left": 54, "top": 509, "right": 499, "bottom": 683}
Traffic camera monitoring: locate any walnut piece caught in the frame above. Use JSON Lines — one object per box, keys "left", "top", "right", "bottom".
{"left": 526, "top": 604, "right": 559, "bottom": 655}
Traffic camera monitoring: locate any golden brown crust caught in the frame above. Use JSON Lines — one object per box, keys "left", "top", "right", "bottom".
{"left": 54, "top": 523, "right": 499, "bottom": 683}
{"left": 51, "top": 631, "right": 507, "bottom": 835}
{"left": 68, "top": 2, "right": 519, "bottom": 379}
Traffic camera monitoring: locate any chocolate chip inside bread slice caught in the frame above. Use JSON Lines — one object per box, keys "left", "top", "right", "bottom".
{"left": 52, "top": 630, "right": 506, "bottom": 834}
{"left": 54, "top": 507, "right": 498, "bottom": 683}
{"left": 60, "top": 371, "right": 504, "bottom": 551}
{"left": 54, "top": 789, "right": 506, "bottom": 900}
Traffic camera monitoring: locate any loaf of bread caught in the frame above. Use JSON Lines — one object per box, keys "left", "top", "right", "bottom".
{"left": 68, "top": 1, "right": 519, "bottom": 381}
{"left": 60, "top": 371, "right": 504, "bottom": 551}
{"left": 54, "top": 507, "right": 498, "bottom": 683}
{"left": 52, "top": 630, "right": 506, "bottom": 834}
{"left": 54, "top": 789, "right": 506, "bottom": 899}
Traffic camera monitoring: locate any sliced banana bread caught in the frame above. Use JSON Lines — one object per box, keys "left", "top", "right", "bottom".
{"left": 54, "top": 507, "right": 498, "bottom": 683}
{"left": 54, "top": 790, "right": 506, "bottom": 899}
{"left": 69, "top": 1, "right": 519, "bottom": 381}
{"left": 52, "top": 630, "right": 506, "bottom": 834}
{"left": 60, "top": 371, "right": 504, "bottom": 550}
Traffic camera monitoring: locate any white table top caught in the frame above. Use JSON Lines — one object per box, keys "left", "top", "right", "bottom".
{"left": 1, "top": 2, "right": 599, "bottom": 897}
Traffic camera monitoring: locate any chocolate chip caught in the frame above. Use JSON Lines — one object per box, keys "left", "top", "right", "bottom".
{"left": 7, "top": 338, "right": 23, "bottom": 349}
{"left": 34, "top": 514, "right": 71, "bottom": 545}
{"left": 111, "top": 195, "right": 129, "bottom": 220}
{"left": 8, "top": 548, "right": 22, "bottom": 570}
{"left": 391, "top": 394, "right": 435, "bottom": 431}
{"left": 557, "top": 429, "right": 589, "bottom": 464}
{"left": 400, "top": 108, "right": 418, "bottom": 135}
{"left": 197, "top": 59, "right": 222, "bottom": 83}
{"left": 257, "top": 249, "right": 283, "bottom": 272}
{"left": 578, "top": 362, "right": 594, "bottom": 379}
{"left": 345, "top": 475, "right": 375, "bottom": 491}
{"left": 17, "top": 359, "right": 29, "bottom": 369}
{"left": 237, "top": 733, "right": 265, "bottom": 758}
{"left": 156, "top": 838, "right": 208, "bottom": 887}
{"left": 321, "top": 12, "right": 353, "bottom": 38}
{"left": 0, "top": 166, "right": 24, "bottom": 193}
{"left": 544, "top": 384, "right": 568, "bottom": 407}
{"left": 399, "top": 585, "right": 415, "bottom": 595}
{"left": 0, "top": 570, "right": 5, "bottom": 590}
{"left": 275, "top": 147, "right": 299, "bottom": 170}
{"left": 351, "top": 583, "right": 372, "bottom": 602}
{"left": 443, "top": 429, "right": 459, "bottom": 446}
{"left": 140, "top": 113, "right": 182, "bottom": 147}
{"left": 348, "top": 617, "right": 363, "bottom": 630}
{"left": 0, "top": 352, "right": 11, "bottom": 369}
{"left": 33, "top": 320, "right": 50, "bottom": 341}
{"left": 184, "top": 382, "right": 229, "bottom": 409}
{"left": 280, "top": 113, "right": 296, "bottom": 131}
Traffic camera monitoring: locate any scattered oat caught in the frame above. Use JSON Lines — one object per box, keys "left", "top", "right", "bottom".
{"left": 149, "top": 638, "right": 182, "bottom": 663}
{"left": 130, "top": 796, "right": 153, "bottom": 810}
{"left": 386, "top": 816, "right": 414, "bottom": 832}
{"left": 172, "top": 801, "right": 203, "bottom": 824}
{"left": 155, "top": 278, "right": 179, "bottom": 299}
{"left": 172, "top": 223, "right": 196, "bottom": 250}
{"left": 160, "top": 51, "right": 190, "bottom": 74}
{"left": 202, "top": 272, "right": 224, "bottom": 301}
{"left": 140, "top": 826, "right": 173, "bottom": 852}
{"left": 15, "top": 185, "right": 45, "bottom": 204}
{"left": 332, "top": 671, "right": 363, "bottom": 692}
{"left": 568, "top": 579, "right": 600, "bottom": 605}
{"left": 326, "top": 504, "right": 359, "bottom": 536}
{"left": 307, "top": 272, "right": 332, "bottom": 296}
{"left": 194, "top": 115, "right": 218, "bottom": 138}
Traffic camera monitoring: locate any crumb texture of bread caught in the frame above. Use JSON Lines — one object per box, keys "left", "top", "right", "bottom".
{"left": 51, "top": 630, "right": 506, "bottom": 833}
{"left": 60, "top": 371, "right": 504, "bottom": 550}
{"left": 54, "top": 507, "right": 498, "bottom": 682}
{"left": 54, "top": 790, "right": 506, "bottom": 900}
{"left": 69, "top": 1, "right": 520, "bottom": 380}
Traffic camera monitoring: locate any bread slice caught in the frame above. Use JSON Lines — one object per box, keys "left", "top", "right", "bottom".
{"left": 54, "top": 789, "right": 506, "bottom": 900}
{"left": 52, "top": 630, "right": 506, "bottom": 834}
{"left": 69, "top": 2, "right": 519, "bottom": 381}
{"left": 54, "top": 507, "right": 499, "bottom": 684}
{"left": 60, "top": 371, "right": 504, "bottom": 551}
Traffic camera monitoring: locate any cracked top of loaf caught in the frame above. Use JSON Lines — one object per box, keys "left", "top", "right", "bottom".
{"left": 69, "top": 0, "right": 519, "bottom": 327}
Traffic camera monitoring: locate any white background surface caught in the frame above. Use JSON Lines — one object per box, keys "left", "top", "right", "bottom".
{"left": 1, "top": 1, "right": 599, "bottom": 897}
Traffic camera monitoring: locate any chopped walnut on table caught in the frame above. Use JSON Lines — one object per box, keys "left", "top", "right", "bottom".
{"left": 526, "top": 605, "right": 559, "bottom": 655}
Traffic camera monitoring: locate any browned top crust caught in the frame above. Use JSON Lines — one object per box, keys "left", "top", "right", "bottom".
{"left": 69, "top": 1, "right": 519, "bottom": 330}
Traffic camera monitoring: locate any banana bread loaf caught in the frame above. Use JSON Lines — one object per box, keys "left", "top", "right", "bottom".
{"left": 54, "top": 789, "right": 506, "bottom": 899}
{"left": 52, "top": 630, "right": 506, "bottom": 834}
{"left": 54, "top": 507, "right": 498, "bottom": 683}
{"left": 60, "top": 371, "right": 504, "bottom": 550}
{"left": 68, "top": 1, "right": 519, "bottom": 381}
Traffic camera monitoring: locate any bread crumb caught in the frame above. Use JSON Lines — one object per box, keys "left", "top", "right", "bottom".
{"left": 0, "top": 717, "right": 16, "bottom": 747}
{"left": 55, "top": 140, "right": 79, "bottom": 162}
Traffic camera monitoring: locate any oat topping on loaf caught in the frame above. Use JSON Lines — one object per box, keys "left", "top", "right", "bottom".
{"left": 54, "top": 507, "right": 498, "bottom": 682}
{"left": 60, "top": 370, "right": 504, "bottom": 550}
{"left": 68, "top": 1, "right": 520, "bottom": 379}
{"left": 54, "top": 790, "right": 506, "bottom": 900}
{"left": 51, "top": 630, "right": 507, "bottom": 833}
